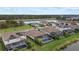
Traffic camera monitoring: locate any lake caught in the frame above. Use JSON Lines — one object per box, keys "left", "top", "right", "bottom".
{"left": 24, "top": 20, "right": 58, "bottom": 24}
{"left": 64, "top": 41, "right": 79, "bottom": 51}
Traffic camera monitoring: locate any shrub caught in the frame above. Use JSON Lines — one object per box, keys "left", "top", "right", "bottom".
{"left": 35, "top": 38, "right": 43, "bottom": 45}
{"left": 63, "top": 32, "right": 70, "bottom": 38}
{"left": 74, "top": 28, "right": 79, "bottom": 33}
{"left": 26, "top": 42, "right": 32, "bottom": 49}
{"left": 53, "top": 35, "right": 60, "bottom": 40}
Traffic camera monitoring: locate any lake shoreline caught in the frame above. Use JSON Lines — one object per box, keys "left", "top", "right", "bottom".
{"left": 59, "top": 40, "right": 79, "bottom": 51}
{"left": 63, "top": 40, "right": 79, "bottom": 51}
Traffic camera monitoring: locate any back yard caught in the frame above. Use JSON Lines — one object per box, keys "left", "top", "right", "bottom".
{"left": 17, "top": 33, "right": 79, "bottom": 51}
{"left": 0, "top": 40, "right": 6, "bottom": 51}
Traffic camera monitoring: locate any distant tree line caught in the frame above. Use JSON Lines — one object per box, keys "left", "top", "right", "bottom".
{"left": 0, "top": 15, "right": 69, "bottom": 20}
{"left": 0, "top": 15, "right": 55, "bottom": 20}
{"left": 0, "top": 20, "right": 24, "bottom": 29}
{"left": 0, "top": 15, "right": 78, "bottom": 20}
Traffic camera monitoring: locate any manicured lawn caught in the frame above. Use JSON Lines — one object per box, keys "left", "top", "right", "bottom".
{"left": 18, "top": 33, "right": 79, "bottom": 51}
{"left": 0, "top": 25, "right": 33, "bottom": 51}
{"left": 0, "top": 24, "right": 79, "bottom": 51}
{"left": 0, "top": 33, "right": 79, "bottom": 51}
{"left": 37, "top": 33, "right": 79, "bottom": 51}
{"left": 0, "top": 41, "right": 5, "bottom": 51}
{"left": 0, "top": 25, "right": 32, "bottom": 34}
{"left": 18, "top": 38, "right": 41, "bottom": 51}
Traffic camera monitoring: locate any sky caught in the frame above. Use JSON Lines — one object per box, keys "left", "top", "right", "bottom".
{"left": 0, "top": 7, "right": 79, "bottom": 15}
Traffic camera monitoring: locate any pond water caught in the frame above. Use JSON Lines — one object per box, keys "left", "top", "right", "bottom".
{"left": 24, "top": 21, "right": 41, "bottom": 24}
{"left": 24, "top": 20, "right": 58, "bottom": 24}
{"left": 64, "top": 41, "right": 79, "bottom": 51}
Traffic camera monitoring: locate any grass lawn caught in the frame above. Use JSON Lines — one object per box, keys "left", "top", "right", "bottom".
{"left": 0, "top": 33, "right": 79, "bottom": 51}
{"left": 1, "top": 24, "right": 79, "bottom": 51}
{"left": 17, "top": 38, "right": 41, "bottom": 51}
{"left": 37, "top": 33, "right": 79, "bottom": 51}
{"left": 0, "top": 25, "right": 32, "bottom": 34}
{"left": 18, "top": 33, "right": 79, "bottom": 51}
{"left": 0, "top": 41, "right": 5, "bottom": 51}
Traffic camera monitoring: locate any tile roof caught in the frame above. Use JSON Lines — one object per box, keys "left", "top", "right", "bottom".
{"left": 26, "top": 29, "right": 45, "bottom": 37}
{"left": 2, "top": 31, "right": 26, "bottom": 41}
{"left": 2, "top": 32, "right": 26, "bottom": 45}
{"left": 2, "top": 32, "right": 19, "bottom": 41}
{"left": 41, "top": 26, "right": 59, "bottom": 33}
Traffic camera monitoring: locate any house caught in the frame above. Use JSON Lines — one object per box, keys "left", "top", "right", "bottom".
{"left": 39, "top": 26, "right": 61, "bottom": 38}
{"left": 26, "top": 29, "right": 53, "bottom": 44}
{"left": 56, "top": 22, "right": 74, "bottom": 35}
{"left": 40, "top": 20, "right": 52, "bottom": 26}
{"left": 2, "top": 32, "right": 27, "bottom": 50}
{"left": 70, "top": 21, "right": 79, "bottom": 31}
{"left": 55, "top": 22, "right": 73, "bottom": 32}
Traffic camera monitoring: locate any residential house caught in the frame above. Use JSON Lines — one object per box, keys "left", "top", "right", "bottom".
{"left": 70, "top": 21, "right": 79, "bottom": 30}
{"left": 2, "top": 32, "right": 27, "bottom": 50}
{"left": 53, "top": 22, "right": 75, "bottom": 36}
{"left": 40, "top": 20, "right": 52, "bottom": 26}
{"left": 26, "top": 29, "right": 53, "bottom": 44}
{"left": 39, "top": 26, "right": 61, "bottom": 38}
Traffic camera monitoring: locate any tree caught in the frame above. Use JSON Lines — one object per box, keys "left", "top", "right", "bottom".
{"left": 26, "top": 42, "right": 32, "bottom": 49}
{"left": 74, "top": 28, "right": 79, "bottom": 33}
{"left": 0, "top": 22, "right": 8, "bottom": 29}
{"left": 18, "top": 21, "right": 24, "bottom": 26}
{"left": 6, "top": 20, "right": 18, "bottom": 27}
{"left": 53, "top": 35, "right": 60, "bottom": 40}
{"left": 63, "top": 32, "right": 70, "bottom": 37}
{"left": 35, "top": 38, "right": 43, "bottom": 45}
